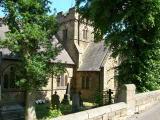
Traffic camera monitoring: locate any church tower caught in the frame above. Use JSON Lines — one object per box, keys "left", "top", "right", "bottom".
{"left": 56, "top": 8, "right": 94, "bottom": 66}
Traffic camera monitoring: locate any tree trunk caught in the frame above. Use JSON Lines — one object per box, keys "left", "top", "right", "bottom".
{"left": 25, "top": 90, "right": 37, "bottom": 120}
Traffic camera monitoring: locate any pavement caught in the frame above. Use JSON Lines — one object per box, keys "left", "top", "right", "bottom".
{"left": 127, "top": 103, "right": 160, "bottom": 120}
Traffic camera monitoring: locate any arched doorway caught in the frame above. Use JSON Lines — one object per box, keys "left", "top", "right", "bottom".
{"left": 1, "top": 63, "right": 24, "bottom": 105}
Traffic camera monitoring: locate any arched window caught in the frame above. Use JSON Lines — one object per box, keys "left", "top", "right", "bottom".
{"left": 56, "top": 74, "right": 67, "bottom": 87}
{"left": 3, "top": 65, "right": 20, "bottom": 89}
{"left": 83, "top": 27, "right": 88, "bottom": 39}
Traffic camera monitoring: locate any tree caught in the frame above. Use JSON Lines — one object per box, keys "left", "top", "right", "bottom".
{"left": 76, "top": 0, "right": 160, "bottom": 92}
{"left": 0, "top": 0, "right": 64, "bottom": 119}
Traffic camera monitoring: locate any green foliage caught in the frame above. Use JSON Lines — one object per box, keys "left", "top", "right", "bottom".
{"left": 36, "top": 101, "right": 96, "bottom": 119}
{"left": 48, "top": 109, "right": 62, "bottom": 118}
{"left": 0, "top": 0, "right": 63, "bottom": 90}
{"left": 36, "top": 103, "right": 62, "bottom": 120}
{"left": 36, "top": 104, "right": 50, "bottom": 119}
{"left": 59, "top": 104, "right": 72, "bottom": 115}
{"left": 77, "top": 0, "right": 160, "bottom": 92}
{"left": 36, "top": 103, "right": 71, "bottom": 119}
{"left": 83, "top": 102, "right": 96, "bottom": 108}
{"left": 94, "top": 89, "right": 103, "bottom": 106}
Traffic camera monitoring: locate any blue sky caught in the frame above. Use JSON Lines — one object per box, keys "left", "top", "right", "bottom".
{"left": 0, "top": 0, "right": 75, "bottom": 16}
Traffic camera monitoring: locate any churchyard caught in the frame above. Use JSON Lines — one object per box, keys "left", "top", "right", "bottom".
{"left": 35, "top": 88, "right": 114, "bottom": 119}
{"left": 35, "top": 101, "right": 96, "bottom": 119}
{"left": 0, "top": 0, "right": 160, "bottom": 120}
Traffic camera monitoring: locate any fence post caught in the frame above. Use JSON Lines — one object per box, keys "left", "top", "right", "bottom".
{"left": 116, "top": 84, "right": 136, "bottom": 116}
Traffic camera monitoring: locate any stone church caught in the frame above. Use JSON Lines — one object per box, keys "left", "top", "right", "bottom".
{"left": 0, "top": 8, "right": 117, "bottom": 105}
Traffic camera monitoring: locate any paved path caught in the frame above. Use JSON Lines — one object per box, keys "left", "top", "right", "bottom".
{"left": 128, "top": 104, "right": 160, "bottom": 120}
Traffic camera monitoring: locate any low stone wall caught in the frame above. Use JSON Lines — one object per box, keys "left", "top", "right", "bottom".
{"left": 135, "top": 90, "right": 160, "bottom": 113}
{"left": 52, "top": 84, "right": 160, "bottom": 120}
{"left": 53, "top": 102, "right": 127, "bottom": 120}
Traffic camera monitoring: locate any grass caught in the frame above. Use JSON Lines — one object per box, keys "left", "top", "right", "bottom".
{"left": 36, "top": 102, "right": 96, "bottom": 120}
{"left": 83, "top": 102, "right": 96, "bottom": 107}
{"left": 36, "top": 103, "right": 72, "bottom": 120}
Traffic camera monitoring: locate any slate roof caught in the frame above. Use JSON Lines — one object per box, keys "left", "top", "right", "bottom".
{"left": 0, "top": 22, "right": 18, "bottom": 60}
{"left": 50, "top": 36, "right": 74, "bottom": 65}
{"left": 78, "top": 41, "right": 109, "bottom": 71}
{"left": 0, "top": 23, "right": 74, "bottom": 65}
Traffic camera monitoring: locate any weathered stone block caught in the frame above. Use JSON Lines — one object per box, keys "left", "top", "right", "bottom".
{"left": 120, "top": 108, "right": 127, "bottom": 117}
{"left": 93, "top": 116, "right": 103, "bottom": 120}
{"left": 102, "top": 113, "right": 109, "bottom": 120}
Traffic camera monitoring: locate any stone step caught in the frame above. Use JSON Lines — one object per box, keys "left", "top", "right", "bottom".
{"left": 0, "top": 104, "right": 24, "bottom": 120}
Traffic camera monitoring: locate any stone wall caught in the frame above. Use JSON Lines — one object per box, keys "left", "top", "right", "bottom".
{"left": 116, "top": 84, "right": 160, "bottom": 117}
{"left": 103, "top": 55, "right": 118, "bottom": 91}
{"left": 135, "top": 90, "right": 160, "bottom": 113}
{"left": 0, "top": 60, "right": 74, "bottom": 103}
{"left": 53, "top": 84, "right": 160, "bottom": 120}
{"left": 76, "top": 71, "right": 100, "bottom": 101}
{"left": 53, "top": 102, "right": 127, "bottom": 120}
{"left": 36, "top": 66, "right": 74, "bottom": 101}
{"left": 56, "top": 8, "right": 79, "bottom": 64}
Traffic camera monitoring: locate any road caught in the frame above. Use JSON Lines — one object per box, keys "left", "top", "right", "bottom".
{"left": 128, "top": 103, "right": 160, "bottom": 120}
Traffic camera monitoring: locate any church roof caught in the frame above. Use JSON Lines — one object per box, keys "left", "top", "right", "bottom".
{"left": 78, "top": 41, "right": 109, "bottom": 71}
{"left": 50, "top": 36, "right": 75, "bottom": 65}
{"left": 0, "top": 24, "right": 74, "bottom": 65}
{"left": 0, "top": 23, "right": 18, "bottom": 60}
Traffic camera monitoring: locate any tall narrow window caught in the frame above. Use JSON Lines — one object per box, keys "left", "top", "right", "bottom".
{"left": 65, "top": 75, "right": 68, "bottom": 86}
{"left": 10, "top": 67, "right": 16, "bottom": 88}
{"left": 63, "top": 29, "right": 68, "bottom": 42}
{"left": 4, "top": 74, "right": 9, "bottom": 88}
{"left": 61, "top": 75, "right": 64, "bottom": 86}
{"left": 57, "top": 74, "right": 67, "bottom": 87}
{"left": 81, "top": 76, "right": 90, "bottom": 89}
{"left": 86, "top": 76, "right": 90, "bottom": 89}
{"left": 83, "top": 29, "right": 87, "bottom": 39}
{"left": 57, "top": 75, "right": 61, "bottom": 87}
{"left": 82, "top": 76, "right": 85, "bottom": 89}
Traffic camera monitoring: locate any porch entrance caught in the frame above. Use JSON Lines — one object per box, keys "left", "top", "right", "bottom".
{"left": 0, "top": 64, "right": 24, "bottom": 105}
{"left": 0, "top": 63, "right": 25, "bottom": 120}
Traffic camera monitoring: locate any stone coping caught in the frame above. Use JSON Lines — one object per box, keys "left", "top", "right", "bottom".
{"left": 52, "top": 102, "right": 126, "bottom": 120}
{"left": 135, "top": 90, "right": 160, "bottom": 100}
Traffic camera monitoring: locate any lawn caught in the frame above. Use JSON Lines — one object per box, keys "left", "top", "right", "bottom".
{"left": 36, "top": 102, "right": 96, "bottom": 120}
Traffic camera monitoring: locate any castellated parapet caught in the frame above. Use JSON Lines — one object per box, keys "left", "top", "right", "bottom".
{"left": 56, "top": 7, "right": 78, "bottom": 23}
{"left": 56, "top": 7, "right": 94, "bottom": 66}
{"left": 56, "top": 7, "right": 79, "bottom": 65}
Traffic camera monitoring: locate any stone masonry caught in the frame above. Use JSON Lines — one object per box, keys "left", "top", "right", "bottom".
{"left": 53, "top": 84, "right": 160, "bottom": 120}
